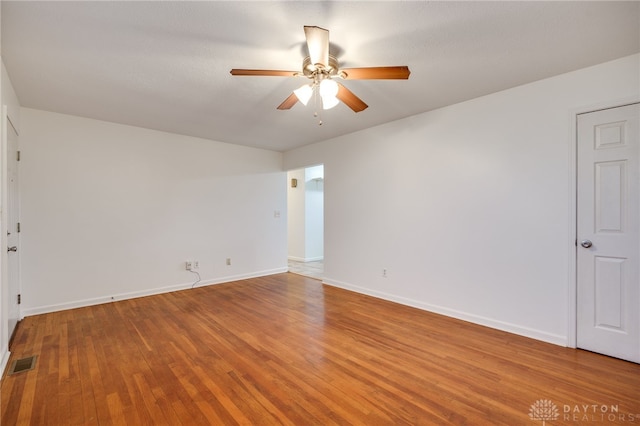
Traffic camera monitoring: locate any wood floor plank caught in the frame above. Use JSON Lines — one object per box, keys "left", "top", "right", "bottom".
{"left": 2, "top": 273, "right": 639, "bottom": 425}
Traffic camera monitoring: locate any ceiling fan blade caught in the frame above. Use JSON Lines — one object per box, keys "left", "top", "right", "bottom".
{"left": 230, "top": 69, "right": 298, "bottom": 77}
{"left": 341, "top": 66, "right": 410, "bottom": 80}
{"left": 277, "top": 92, "right": 299, "bottom": 110}
{"left": 304, "top": 26, "right": 329, "bottom": 68}
{"left": 336, "top": 83, "right": 368, "bottom": 113}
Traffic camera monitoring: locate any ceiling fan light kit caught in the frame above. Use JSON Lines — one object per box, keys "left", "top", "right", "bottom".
{"left": 293, "top": 84, "right": 313, "bottom": 106}
{"left": 230, "top": 26, "right": 410, "bottom": 123}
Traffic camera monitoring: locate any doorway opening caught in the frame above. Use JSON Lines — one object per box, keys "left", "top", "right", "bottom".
{"left": 287, "top": 165, "right": 324, "bottom": 279}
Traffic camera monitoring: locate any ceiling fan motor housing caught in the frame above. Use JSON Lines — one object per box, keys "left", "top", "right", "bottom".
{"left": 302, "top": 55, "right": 340, "bottom": 78}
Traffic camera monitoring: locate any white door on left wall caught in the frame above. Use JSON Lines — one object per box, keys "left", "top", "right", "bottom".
{"left": 6, "top": 116, "right": 20, "bottom": 338}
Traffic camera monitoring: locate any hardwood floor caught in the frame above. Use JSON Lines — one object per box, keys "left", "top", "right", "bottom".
{"left": 2, "top": 273, "right": 639, "bottom": 425}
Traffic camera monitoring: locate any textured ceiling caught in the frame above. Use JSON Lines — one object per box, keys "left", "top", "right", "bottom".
{"left": 2, "top": 1, "right": 639, "bottom": 152}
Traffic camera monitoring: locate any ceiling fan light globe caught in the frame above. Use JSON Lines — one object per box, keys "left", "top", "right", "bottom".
{"left": 293, "top": 84, "right": 313, "bottom": 106}
{"left": 321, "top": 94, "right": 340, "bottom": 110}
{"left": 319, "top": 78, "right": 339, "bottom": 98}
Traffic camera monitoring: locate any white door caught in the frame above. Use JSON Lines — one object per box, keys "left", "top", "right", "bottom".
{"left": 577, "top": 103, "right": 639, "bottom": 363}
{"left": 6, "top": 116, "right": 20, "bottom": 338}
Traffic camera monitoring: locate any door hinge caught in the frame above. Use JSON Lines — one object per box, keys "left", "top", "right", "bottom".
{"left": 17, "top": 151, "right": 21, "bottom": 162}
{"left": 17, "top": 222, "right": 20, "bottom": 233}
{"left": 17, "top": 294, "right": 21, "bottom": 305}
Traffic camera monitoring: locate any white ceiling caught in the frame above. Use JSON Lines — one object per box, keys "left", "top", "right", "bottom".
{"left": 2, "top": 1, "right": 638, "bottom": 152}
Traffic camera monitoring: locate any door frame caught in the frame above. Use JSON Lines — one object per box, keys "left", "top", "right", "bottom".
{"left": 5, "top": 112, "right": 20, "bottom": 336}
{"left": 567, "top": 96, "right": 640, "bottom": 348}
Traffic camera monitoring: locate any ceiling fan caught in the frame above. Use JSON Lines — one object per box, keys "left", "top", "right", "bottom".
{"left": 230, "top": 26, "right": 410, "bottom": 116}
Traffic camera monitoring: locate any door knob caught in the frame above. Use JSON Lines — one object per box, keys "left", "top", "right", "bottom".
{"left": 580, "top": 240, "right": 593, "bottom": 248}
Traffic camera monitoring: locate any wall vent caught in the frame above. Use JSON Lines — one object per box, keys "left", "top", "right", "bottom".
{"left": 7, "top": 355, "right": 37, "bottom": 375}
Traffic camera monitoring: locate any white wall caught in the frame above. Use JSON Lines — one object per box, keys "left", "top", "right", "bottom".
{"left": 304, "top": 165, "right": 323, "bottom": 261}
{"left": 284, "top": 54, "right": 640, "bottom": 346}
{"left": 287, "top": 168, "right": 306, "bottom": 260}
{"left": 20, "top": 108, "right": 287, "bottom": 315}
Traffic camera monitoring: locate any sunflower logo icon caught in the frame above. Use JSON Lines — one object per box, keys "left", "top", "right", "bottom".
{"left": 529, "top": 399, "right": 559, "bottom": 425}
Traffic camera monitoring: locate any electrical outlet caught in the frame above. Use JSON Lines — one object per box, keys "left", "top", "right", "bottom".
{"left": 193, "top": 261, "right": 199, "bottom": 270}
{"left": 382, "top": 268, "right": 388, "bottom": 278}
{"left": 186, "top": 261, "right": 193, "bottom": 271}
{"left": 226, "top": 258, "right": 231, "bottom": 266}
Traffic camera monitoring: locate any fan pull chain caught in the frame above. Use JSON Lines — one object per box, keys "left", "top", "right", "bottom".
{"left": 313, "top": 84, "right": 323, "bottom": 125}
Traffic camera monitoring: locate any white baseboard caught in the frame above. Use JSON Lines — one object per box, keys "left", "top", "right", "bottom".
{"left": 21, "top": 267, "right": 289, "bottom": 317}
{"left": 322, "top": 277, "right": 568, "bottom": 347}
{"left": 191, "top": 267, "right": 289, "bottom": 288}
{"left": 19, "top": 269, "right": 567, "bottom": 347}
{"left": 288, "top": 256, "right": 324, "bottom": 262}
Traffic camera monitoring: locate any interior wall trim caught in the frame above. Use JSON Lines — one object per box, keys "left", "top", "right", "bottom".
{"left": 20, "top": 267, "right": 288, "bottom": 317}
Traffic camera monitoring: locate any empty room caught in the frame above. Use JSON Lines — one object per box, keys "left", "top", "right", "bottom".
{"left": 0, "top": 1, "right": 639, "bottom": 424}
